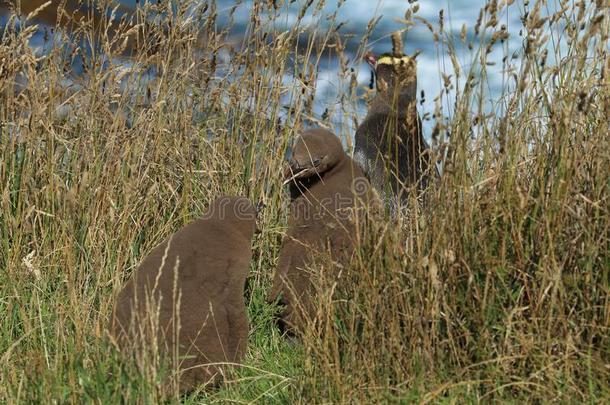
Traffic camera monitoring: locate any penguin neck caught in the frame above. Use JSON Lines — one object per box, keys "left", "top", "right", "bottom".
{"left": 327, "top": 156, "right": 347, "bottom": 176}
{"left": 211, "top": 218, "right": 253, "bottom": 244}
{"left": 234, "top": 223, "right": 255, "bottom": 242}
{"left": 370, "top": 89, "right": 416, "bottom": 117}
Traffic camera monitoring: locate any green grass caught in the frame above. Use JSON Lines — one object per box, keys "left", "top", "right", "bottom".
{"left": 1, "top": 0, "right": 609, "bottom": 403}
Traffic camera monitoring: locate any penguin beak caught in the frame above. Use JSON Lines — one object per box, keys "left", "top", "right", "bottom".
{"left": 283, "top": 159, "right": 305, "bottom": 185}
{"left": 283, "top": 160, "right": 300, "bottom": 181}
{"left": 364, "top": 51, "right": 377, "bottom": 69}
{"left": 282, "top": 157, "right": 323, "bottom": 185}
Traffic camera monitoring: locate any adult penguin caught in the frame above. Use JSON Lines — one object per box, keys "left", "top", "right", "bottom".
{"left": 269, "top": 128, "right": 375, "bottom": 333}
{"left": 354, "top": 37, "right": 438, "bottom": 215}
{"left": 110, "top": 196, "right": 257, "bottom": 392}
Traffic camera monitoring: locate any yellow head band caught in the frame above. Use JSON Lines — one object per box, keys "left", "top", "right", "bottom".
{"left": 376, "top": 55, "right": 412, "bottom": 65}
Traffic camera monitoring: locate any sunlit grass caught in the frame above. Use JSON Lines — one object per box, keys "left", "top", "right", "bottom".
{"left": 1, "top": 0, "right": 608, "bottom": 402}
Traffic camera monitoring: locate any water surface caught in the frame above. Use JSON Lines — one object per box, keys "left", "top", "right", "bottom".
{"left": 1, "top": 1, "right": 539, "bottom": 138}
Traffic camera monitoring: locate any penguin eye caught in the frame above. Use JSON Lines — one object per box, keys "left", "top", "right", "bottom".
{"left": 312, "top": 158, "right": 321, "bottom": 166}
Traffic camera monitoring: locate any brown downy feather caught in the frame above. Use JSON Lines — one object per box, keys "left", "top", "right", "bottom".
{"left": 269, "top": 128, "right": 376, "bottom": 334}
{"left": 110, "top": 196, "right": 256, "bottom": 392}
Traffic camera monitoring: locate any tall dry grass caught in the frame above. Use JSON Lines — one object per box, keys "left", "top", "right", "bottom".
{"left": 301, "top": 0, "right": 610, "bottom": 402}
{"left": 0, "top": 0, "right": 608, "bottom": 402}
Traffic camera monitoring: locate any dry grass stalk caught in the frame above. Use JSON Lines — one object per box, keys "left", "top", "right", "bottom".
{"left": 0, "top": 0, "right": 608, "bottom": 402}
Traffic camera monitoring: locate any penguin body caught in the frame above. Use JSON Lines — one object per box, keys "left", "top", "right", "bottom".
{"left": 354, "top": 52, "right": 437, "bottom": 214}
{"left": 269, "top": 129, "right": 374, "bottom": 333}
{"left": 111, "top": 196, "right": 256, "bottom": 392}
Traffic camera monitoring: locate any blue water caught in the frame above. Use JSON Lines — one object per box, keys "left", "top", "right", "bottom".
{"left": 2, "top": 0, "right": 545, "bottom": 138}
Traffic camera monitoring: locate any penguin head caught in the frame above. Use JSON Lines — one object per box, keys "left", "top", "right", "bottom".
{"left": 284, "top": 128, "right": 345, "bottom": 183}
{"left": 365, "top": 51, "right": 418, "bottom": 100}
{"left": 206, "top": 196, "right": 258, "bottom": 240}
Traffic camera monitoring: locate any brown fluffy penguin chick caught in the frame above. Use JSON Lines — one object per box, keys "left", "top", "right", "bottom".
{"left": 269, "top": 128, "right": 375, "bottom": 333}
{"left": 354, "top": 50, "right": 438, "bottom": 215}
{"left": 110, "top": 196, "right": 257, "bottom": 393}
